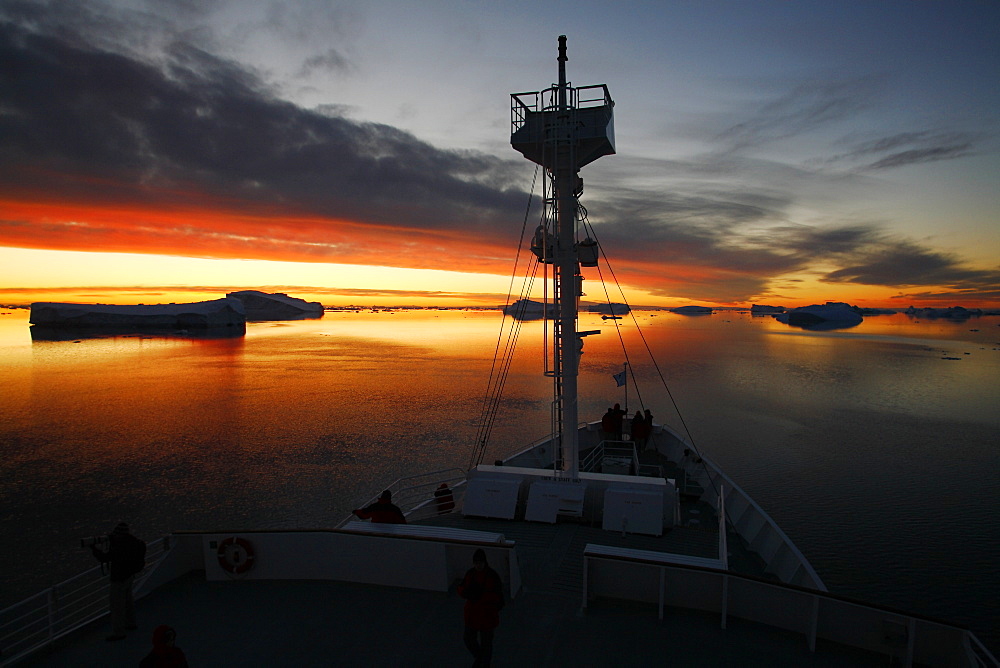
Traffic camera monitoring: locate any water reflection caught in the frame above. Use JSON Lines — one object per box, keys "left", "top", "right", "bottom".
{"left": 29, "top": 324, "right": 246, "bottom": 341}
{"left": 0, "top": 308, "right": 997, "bottom": 648}
{"left": 772, "top": 318, "right": 862, "bottom": 331}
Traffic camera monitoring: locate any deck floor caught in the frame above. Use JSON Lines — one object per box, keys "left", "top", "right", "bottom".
{"left": 20, "top": 509, "right": 882, "bottom": 668}
{"left": 421, "top": 513, "right": 724, "bottom": 598}
{"left": 20, "top": 571, "right": 890, "bottom": 668}
{"left": 18, "top": 449, "right": 878, "bottom": 666}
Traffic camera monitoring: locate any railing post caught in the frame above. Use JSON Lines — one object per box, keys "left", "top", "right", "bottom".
{"left": 658, "top": 566, "right": 665, "bottom": 620}
{"left": 719, "top": 485, "right": 729, "bottom": 570}
{"left": 46, "top": 587, "right": 55, "bottom": 641}
{"left": 720, "top": 574, "right": 728, "bottom": 629}
{"left": 905, "top": 618, "right": 915, "bottom": 668}
{"left": 808, "top": 595, "right": 819, "bottom": 652}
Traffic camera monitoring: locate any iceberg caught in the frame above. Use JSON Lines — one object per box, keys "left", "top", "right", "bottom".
{"left": 503, "top": 299, "right": 555, "bottom": 320}
{"left": 29, "top": 298, "right": 246, "bottom": 331}
{"left": 227, "top": 291, "right": 323, "bottom": 320}
{"left": 773, "top": 302, "right": 862, "bottom": 330}
{"left": 904, "top": 306, "right": 982, "bottom": 320}
{"left": 670, "top": 305, "right": 713, "bottom": 315}
{"left": 588, "top": 302, "right": 630, "bottom": 316}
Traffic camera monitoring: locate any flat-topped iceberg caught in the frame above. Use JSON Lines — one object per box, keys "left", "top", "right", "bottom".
{"left": 588, "top": 302, "right": 630, "bottom": 316}
{"left": 227, "top": 290, "right": 323, "bottom": 320}
{"left": 503, "top": 299, "right": 556, "bottom": 319}
{"left": 29, "top": 298, "right": 246, "bottom": 330}
{"left": 671, "top": 305, "right": 713, "bottom": 315}
{"left": 773, "top": 302, "right": 863, "bottom": 330}
{"left": 904, "top": 305, "right": 982, "bottom": 320}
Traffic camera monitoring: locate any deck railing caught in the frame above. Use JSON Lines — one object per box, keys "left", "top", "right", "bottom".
{"left": 0, "top": 537, "right": 170, "bottom": 666}
{"left": 579, "top": 440, "right": 639, "bottom": 474}
{"left": 583, "top": 548, "right": 998, "bottom": 668}
{"left": 338, "top": 467, "right": 468, "bottom": 527}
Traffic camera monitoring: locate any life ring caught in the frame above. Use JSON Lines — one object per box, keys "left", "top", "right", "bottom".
{"left": 217, "top": 537, "right": 255, "bottom": 575}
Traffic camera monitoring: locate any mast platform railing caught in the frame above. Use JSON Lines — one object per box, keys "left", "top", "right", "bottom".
{"left": 511, "top": 84, "right": 613, "bottom": 133}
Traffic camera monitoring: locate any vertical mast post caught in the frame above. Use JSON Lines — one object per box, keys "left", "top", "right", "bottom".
{"left": 510, "top": 36, "right": 615, "bottom": 479}
{"left": 554, "top": 35, "right": 579, "bottom": 477}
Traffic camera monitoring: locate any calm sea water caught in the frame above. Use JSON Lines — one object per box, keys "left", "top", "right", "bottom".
{"left": 1, "top": 308, "right": 997, "bottom": 649}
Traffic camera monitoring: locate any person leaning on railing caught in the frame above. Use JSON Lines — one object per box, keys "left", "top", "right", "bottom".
{"left": 90, "top": 522, "right": 146, "bottom": 641}
{"left": 352, "top": 490, "right": 407, "bottom": 523}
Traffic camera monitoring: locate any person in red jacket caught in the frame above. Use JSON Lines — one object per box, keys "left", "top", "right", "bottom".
{"left": 434, "top": 483, "right": 455, "bottom": 514}
{"left": 459, "top": 548, "right": 504, "bottom": 667}
{"left": 352, "top": 490, "right": 406, "bottom": 523}
{"left": 139, "top": 625, "right": 189, "bottom": 668}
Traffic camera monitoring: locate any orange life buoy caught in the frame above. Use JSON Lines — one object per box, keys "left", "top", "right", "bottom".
{"left": 217, "top": 537, "right": 255, "bottom": 575}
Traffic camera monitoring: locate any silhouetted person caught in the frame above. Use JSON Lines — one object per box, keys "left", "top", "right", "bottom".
{"left": 459, "top": 548, "right": 504, "bottom": 667}
{"left": 91, "top": 522, "right": 145, "bottom": 641}
{"left": 644, "top": 408, "right": 654, "bottom": 446}
{"left": 352, "top": 490, "right": 406, "bottom": 523}
{"left": 611, "top": 403, "right": 626, "bottom": 440}
{"left": 140, "top": 625, "right": 189, "bottom": 668}
{"left": 600, "top": 406, "right": 616, "bottom": 441}
{"left": 631, "top": 410, "right": 649, "bottom": 452}
{"left": 434, "top": 483, "right": 455, "bottom": 514}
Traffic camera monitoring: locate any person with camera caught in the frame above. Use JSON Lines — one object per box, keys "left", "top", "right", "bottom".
{"left": 90, "top": 522, "right": 146, "bottom": 641}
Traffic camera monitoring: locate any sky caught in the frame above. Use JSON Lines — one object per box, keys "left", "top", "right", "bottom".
{"left": 1, "top": 0, "right": 998, "bottom": 308}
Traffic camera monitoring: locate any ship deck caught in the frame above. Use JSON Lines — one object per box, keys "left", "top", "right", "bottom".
{"left": 19, "top": 513, "right": 890, "bottom": 668}
{"left": 13, "top": 444, "right": 899, "bottom": 666}
{"left": 20, "top": 570, "right": 889, "bottom": 668}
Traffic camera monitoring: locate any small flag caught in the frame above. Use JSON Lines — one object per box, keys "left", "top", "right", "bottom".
{"left": 612, "top": 371, "right": 626, "bottom": 387}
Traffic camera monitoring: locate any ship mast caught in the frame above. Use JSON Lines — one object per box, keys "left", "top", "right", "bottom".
{"left": 511, "top": 36, "right": 615, "bottom": 477}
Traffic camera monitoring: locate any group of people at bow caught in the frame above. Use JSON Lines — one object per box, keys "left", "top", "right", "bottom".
{"left": 602, "top": 404, "right": 654, "bottom": 451}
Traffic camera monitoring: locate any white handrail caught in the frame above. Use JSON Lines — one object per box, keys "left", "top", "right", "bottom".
{"left": 0, "top": 536, "right": 169, "bottom": 667}
{"left": 339, "top": 467, "right": 467, "bottom": 527}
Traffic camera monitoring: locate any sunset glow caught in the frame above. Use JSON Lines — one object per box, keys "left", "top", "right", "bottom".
{"left": 1, "top": 2, "right": 997, "bottom": 308}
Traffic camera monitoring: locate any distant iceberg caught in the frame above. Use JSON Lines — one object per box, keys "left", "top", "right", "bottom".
{"left": 29, "top": 298, "right": 246, "bottom": 331}
{"left": 588, "top": 303, "right": 630, "bottom": 316}
{"left": 503, "top": 299, "right": 556, "bottom": 320}
{"left": 670, "top": 305, "right": 713, "bottom": 315}
{"left": 750, "top": 304, "right": 785, "bottom": 315}
{"left": 904, "top": 306, "right": 982, "bottom": 320}
{"left": 773, "top": 302, "right": 862, "bottom": 330}
{"left": 227, "top": 290, "right": 323, "bottom": 321}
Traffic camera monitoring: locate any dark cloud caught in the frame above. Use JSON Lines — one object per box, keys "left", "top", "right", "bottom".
{"left": 764, "top": 224, "right": 1000, "bottom": 295}
{"left": 867, "top": 145, "right": 974, "bottom": 170}
{"left": 585, "top": 187, "right": 999, "bottom": 302}
{"left": 889, "top": 288, "right": 1000, "bottom": 303}
{"left": 0, "top": 12, "right": 525, "bottom": 239}
{"left": 711, "top": 77, "right": 984, "bottom": 172}
{"left": 298, "top": 48, "right": 354, "bottom": 76}
{"left": 0, "top": 1, "right": 994, "bottom": 307}
{"left": 824, "top": 245, "right": 1000, "bottom": 290}
{"left": 715, "top": 76, "right": 884, "bottom": 150}
{"left": 824, "top": 130, "right": 979, "bottom": 171}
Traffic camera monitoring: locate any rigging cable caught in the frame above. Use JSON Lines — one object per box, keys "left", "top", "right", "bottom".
{"left": 580, "top": 216, "right": 705, "bottom": 460}
{"left": 471, "top": 163, "right": 540, "bottom": 468}
{"left": 582, "top": 219, "right": 736, "bottom": 533}
{"left": 580, "top": 206, "right": 645, "bottom": 412}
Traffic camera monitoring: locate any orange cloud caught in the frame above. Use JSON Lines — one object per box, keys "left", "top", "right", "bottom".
{"left": 0, "top": 195, "right": 519, "bottom": 276}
